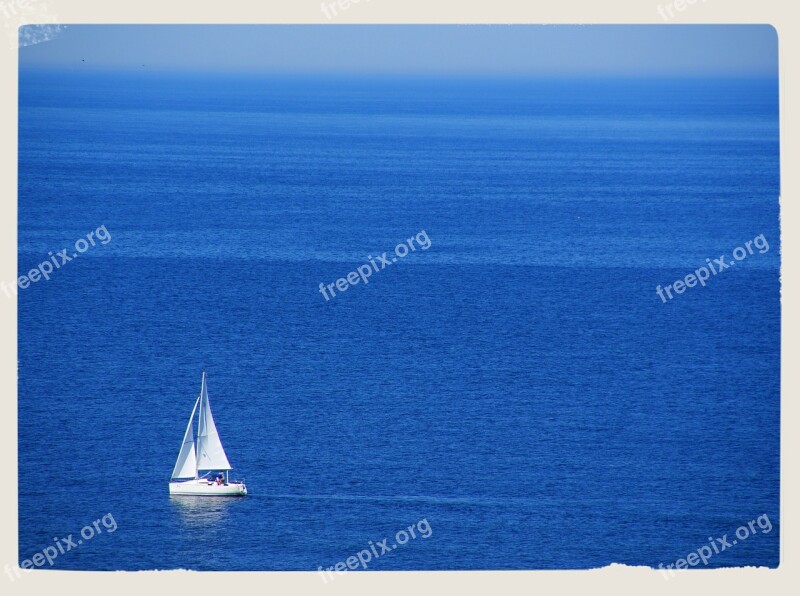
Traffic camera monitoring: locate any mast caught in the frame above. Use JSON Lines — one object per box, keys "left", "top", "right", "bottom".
{"left": 195, "top": 370, "right": 205, "bottom": 480}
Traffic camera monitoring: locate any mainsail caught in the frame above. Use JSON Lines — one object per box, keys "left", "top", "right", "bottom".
{"left": 171, "top": 395, "right": 200, "bottom": 479}
{"left": 196, "top": 371, "right": 232, "bottom": 471}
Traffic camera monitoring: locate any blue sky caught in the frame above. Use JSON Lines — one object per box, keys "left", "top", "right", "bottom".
{"left": 19, "top": 25, "right": 777, "bottom": 76}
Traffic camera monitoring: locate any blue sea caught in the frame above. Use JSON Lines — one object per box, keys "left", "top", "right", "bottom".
{"left": 18, "top": 71, "right": 780, "bottom": 571}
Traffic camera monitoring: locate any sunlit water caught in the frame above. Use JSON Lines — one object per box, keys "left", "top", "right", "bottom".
{"left": 18, "top": 72, "right": 779, "bottom": 570}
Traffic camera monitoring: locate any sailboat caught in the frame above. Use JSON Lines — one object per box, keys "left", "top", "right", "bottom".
{"left": 168, "top": 372, "right": 247, "bottom": 496}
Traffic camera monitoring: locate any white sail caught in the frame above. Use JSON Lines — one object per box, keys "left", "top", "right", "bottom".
{"left": 171, "top": 395, "right": 200, "bottom": 479}
{"left": 196, "top": 372, "right": 232, "bottom": 471}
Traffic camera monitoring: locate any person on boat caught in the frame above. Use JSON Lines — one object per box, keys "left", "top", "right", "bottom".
{"left": 216, "top": 472, "right": 224, "bottom": 485}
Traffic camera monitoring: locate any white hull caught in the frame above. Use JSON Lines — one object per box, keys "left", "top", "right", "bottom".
{"left": 169, "top": 479, "right": 247, "bottom": 497}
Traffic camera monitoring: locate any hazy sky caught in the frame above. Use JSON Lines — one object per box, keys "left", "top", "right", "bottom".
{"left": 19, "top": 25, "right": 778, "bottom": 76}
